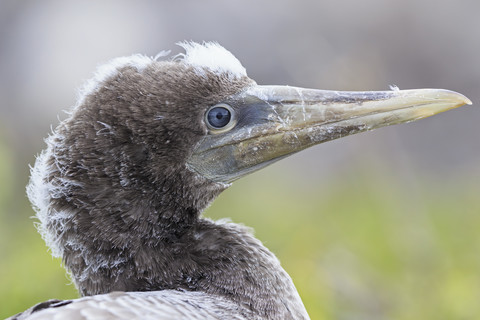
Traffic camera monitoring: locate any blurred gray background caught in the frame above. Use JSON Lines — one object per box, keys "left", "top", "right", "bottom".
{"left": 1, "top": 0, "right": 479, "bottom": 318}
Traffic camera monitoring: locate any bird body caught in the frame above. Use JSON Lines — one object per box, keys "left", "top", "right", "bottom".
{"left": 11, "top": 42, "right": 471, "bottom": 319}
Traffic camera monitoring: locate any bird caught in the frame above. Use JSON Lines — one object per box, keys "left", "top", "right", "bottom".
{"left": 9, "top": 41, "right": 471, "bottom": 320}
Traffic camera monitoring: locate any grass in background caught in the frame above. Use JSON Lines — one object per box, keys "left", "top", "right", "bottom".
{"left": 206, "top": 165, "right": 480, "bottom": 320}
{"left": 1, "top": 144, "right": 479, "bottom": 319}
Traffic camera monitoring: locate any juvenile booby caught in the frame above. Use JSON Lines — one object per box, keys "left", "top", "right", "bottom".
{"left": 11, "top": 42, "right": 471, "bottom": 319}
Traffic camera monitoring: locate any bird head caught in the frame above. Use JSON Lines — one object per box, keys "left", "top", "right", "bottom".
{"left": 67, "top": 42, "right": 470, "bottom": 188}
{"left": 28, "top": 42, "right": 470, "bottom": 295}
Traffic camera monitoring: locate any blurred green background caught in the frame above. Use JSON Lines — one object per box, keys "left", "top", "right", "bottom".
{"left": 1, "top": 1, "right": 479, "bottom": 319}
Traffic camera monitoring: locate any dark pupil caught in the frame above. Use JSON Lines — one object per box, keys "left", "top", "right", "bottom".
{"left": 207, "top": 107, "right": 231, "bottom": 128}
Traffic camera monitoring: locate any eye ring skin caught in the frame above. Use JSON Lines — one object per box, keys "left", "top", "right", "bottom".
{"left": 205, "top": 103, "right": 237, "bottom": 134}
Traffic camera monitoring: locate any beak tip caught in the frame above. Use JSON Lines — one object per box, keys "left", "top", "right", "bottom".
{"left": 455, "top": 93, "right": 472, "bottom": 108}
{"left": 420, "top": 89, "right": 472, "bottom": 108}
{"left": 449, "top": 90, "right": 472, "bottom": 106}
{"left": 446, "top": 90, "right": 472, "bottom": 106}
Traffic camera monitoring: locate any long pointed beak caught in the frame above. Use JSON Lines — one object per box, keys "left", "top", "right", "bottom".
{"left": 187, "top": 86, "right": 471, "bottom": 183}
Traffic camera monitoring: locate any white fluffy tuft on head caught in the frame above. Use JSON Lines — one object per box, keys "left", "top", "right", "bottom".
{"left": 75, "top": 42, "right": 247, "bottom": 107}
{"left": 177, "top": 41, "right": 247, "bottom": 78}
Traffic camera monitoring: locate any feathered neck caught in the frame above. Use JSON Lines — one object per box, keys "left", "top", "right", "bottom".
{"left": 26, "top": 42, "right": 309, "bottom": 319}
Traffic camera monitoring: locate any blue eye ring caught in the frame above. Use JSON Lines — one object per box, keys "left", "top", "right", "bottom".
{"left": 205, "top": 104, "right": 236, "bottom": 133}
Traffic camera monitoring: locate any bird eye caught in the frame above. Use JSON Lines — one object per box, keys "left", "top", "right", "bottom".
{"left": 205, "top": 104, "right": 236, "bottom": 133}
